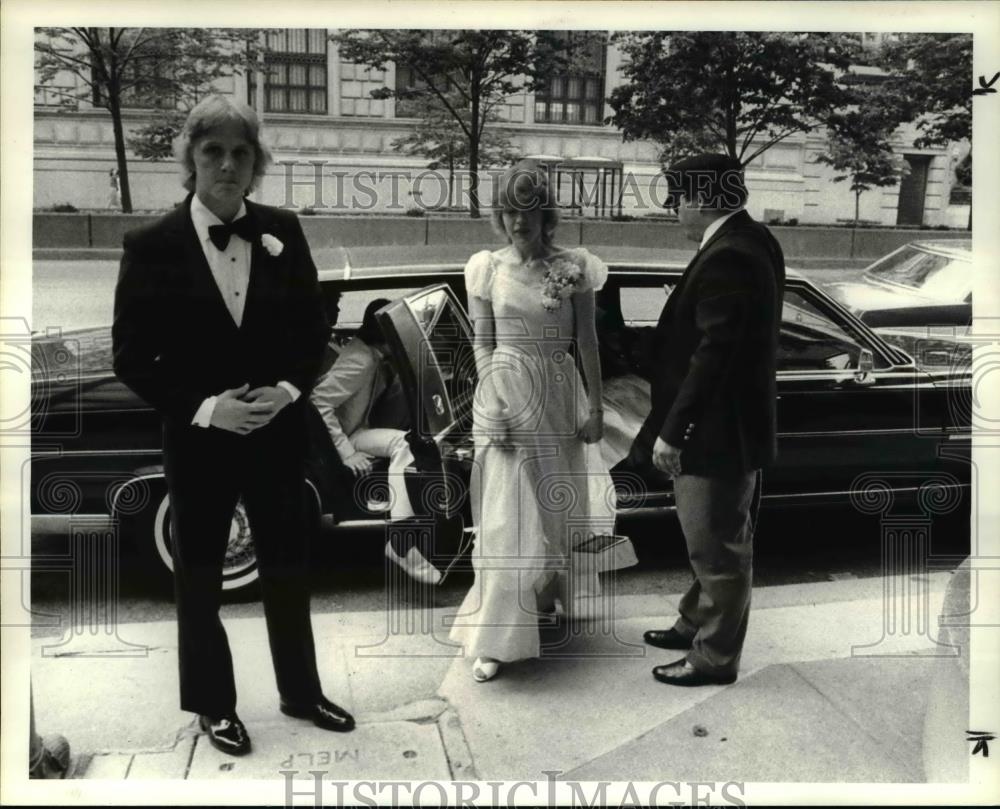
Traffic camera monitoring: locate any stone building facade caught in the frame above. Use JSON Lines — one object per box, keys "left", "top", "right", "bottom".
{"left": 32, "top": 29, "right": 968, "bottom": 227}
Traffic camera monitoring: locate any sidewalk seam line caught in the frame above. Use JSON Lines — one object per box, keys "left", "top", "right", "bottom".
{"left": 786, "top": 663, "right": 923, "bottom": 780}
{"left": 183, "top": 734, "right": 197, "bottom": 780}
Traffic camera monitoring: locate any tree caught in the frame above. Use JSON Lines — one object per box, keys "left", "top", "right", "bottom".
{"left": 391, "top": 93, "right": 517, "bottom": 209}
{"left": 815, "top": 84, "right": 904, "bottom": 255}
{"left": 878, "top": 33, "right": 973, "bottom": 229}
{"left": 608, "top": 32, "right": 859, "bottom": 167}
{"left": 128, "top": 112, "right": 188, "bottom": 163}
{"left": 332, "top": 30, "right": 573, "bottom": 217}
{"left": 878, "top": 33, "right": 972, "bottom": 148}
{"left": 35, "top": 28, "right": 262, "bottom": 212}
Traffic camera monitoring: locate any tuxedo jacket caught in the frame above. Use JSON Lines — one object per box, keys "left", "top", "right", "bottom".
{"left": 639, "top": 210, "right": 785, "bottom": 477}
{"left": 112, "top": 195, "right": 331, "bottom": 449}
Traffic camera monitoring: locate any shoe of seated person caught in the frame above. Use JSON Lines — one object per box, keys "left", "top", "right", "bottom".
{"left": 385, "top": 541, "right": 442, "bottom": 586}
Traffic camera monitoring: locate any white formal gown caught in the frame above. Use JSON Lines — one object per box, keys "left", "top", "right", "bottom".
{"left": 448, "top": 246, "right": 619, "bottom": 663}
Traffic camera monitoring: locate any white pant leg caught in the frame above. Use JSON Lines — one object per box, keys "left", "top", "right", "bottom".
{"left": 350, "top": 428, "right": 415, "bottom": 520}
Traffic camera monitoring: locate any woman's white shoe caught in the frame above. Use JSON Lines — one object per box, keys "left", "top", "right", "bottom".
{"left": 472, "top": 657, "right": 500, "bottom": 682}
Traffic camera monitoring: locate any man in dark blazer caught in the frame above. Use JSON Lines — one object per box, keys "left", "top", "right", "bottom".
{"left": 112, "top": 95, "right": 354, "bottom": 755}
{"left": 629, "top": 153, "right": 785, "bottom": 687}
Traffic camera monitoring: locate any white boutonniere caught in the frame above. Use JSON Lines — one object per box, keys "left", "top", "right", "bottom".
{"left": 539, "top": 256, "right": 584, "bottom": 312}
{"left": 261, "top": 233, "right": 284, "bottom": 257}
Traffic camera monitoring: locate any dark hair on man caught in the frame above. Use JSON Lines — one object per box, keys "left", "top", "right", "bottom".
{"left": 663, "top": 153, "right": 748, "bottom": 213}
{"left": 322, "top": 287, "right": 343, "bottom": 327}
{"left": 356, "top": 298, "right": 391, "bottom": 345}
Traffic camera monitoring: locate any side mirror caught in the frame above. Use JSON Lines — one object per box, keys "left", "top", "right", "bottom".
{"left": 854, "top": 348, "right": 876, "bottom": 385}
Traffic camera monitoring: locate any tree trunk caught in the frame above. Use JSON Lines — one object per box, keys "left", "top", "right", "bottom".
{"left": 851, "top": 189, "right": 861, "bottom": 258}
{"left": 106, "top": 82, "right": 133, "bottom": 213}
{"left": 467, "top": 70, "right": 481, "bottom": 218}
{"left": 448, "top": 150, "right": 455, "bottom": 209}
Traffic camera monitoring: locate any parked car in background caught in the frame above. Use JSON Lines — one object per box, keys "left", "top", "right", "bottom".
{"left": 31, "top": 247, "right": 972, "bottom": 598}
{"left": 827, "top": 240, "right": 972, "bottom": 368}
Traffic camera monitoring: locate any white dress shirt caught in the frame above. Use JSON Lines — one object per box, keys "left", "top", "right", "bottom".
{"left": 189, "top": 194, "right": 300, "bottom": 428}
{"left": 699, "top": 208, "right": 744, "bottom": 250}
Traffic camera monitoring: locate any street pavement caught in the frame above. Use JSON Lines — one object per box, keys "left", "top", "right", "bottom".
{"left": 28, "top": 571, "right": 969, "bottom": 787}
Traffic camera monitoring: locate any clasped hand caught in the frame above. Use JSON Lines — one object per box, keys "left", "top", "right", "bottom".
{"left": 209, "top": 383, "right": 292, "bottom": 435}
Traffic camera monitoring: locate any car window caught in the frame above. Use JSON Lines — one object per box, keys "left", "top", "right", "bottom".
{"left": 325, "top": 286, "right": 422, "bottom": 331}
{"left": 402, "top": 286, "right": 476, "bottom": 437}
{"left": 619, "top": 283, "right": 673, "bottom": 324}
{"left": 915, "top": 257, "right": 969, "bottom": 300}
{"left": 867, "top": 247, "right": 968, "bottom": 300}
{"left": 779, "top": 289, "right": 880, "bottom": 372}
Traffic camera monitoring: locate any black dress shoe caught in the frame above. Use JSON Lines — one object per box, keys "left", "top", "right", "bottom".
{"left": 280, "top": 696, "right": 355, "bottom": 732}
{"left": 198, "top": 714, "right": 252, "bottom": 756}
{"left": 643, "top": 628, "right": 693, "bottom": 650}
{"left": 652, "top": 658, "right": 737, "bottom": 687}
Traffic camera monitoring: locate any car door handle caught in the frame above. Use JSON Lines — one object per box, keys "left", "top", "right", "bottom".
{"left": 432, "top": 394, "right": 445, "bottom": 415}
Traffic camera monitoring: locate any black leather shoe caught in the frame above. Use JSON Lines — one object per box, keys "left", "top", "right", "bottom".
{"left": 652, "top": 658, "right": 737, "bottom": 687}
{"left": 198, "top": 714, "right": 251, "bottom": 756}
{"left": 643, "top": 628, "right": 693, "bottom": 650}
{"left": 280, "top": 696, "right": 355, "bottom": 732}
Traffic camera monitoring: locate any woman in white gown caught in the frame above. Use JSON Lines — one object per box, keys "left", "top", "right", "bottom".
{"left": 448, "top": 160, "right": 617, "bottom": 682}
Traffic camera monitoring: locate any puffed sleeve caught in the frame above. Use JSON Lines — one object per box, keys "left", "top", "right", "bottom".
{"left": 575, "top": 248, "right": 609, "bottom": 292}
{"left": 464, "top": 250, "right": 495, "bottom": 301}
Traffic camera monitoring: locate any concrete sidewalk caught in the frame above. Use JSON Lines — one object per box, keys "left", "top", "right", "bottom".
{"left": 30, "top": 572, "right": 963, "bottom": 783}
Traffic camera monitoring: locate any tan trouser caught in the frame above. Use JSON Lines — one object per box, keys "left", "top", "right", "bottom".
{"left": 672, "top": 470, "right": 761, "bottom": 677}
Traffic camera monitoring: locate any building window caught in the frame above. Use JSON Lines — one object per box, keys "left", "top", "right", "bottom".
{"left": 251, "top": 29, "right": 328, "bottom": 114}
{"left": 394, "top": 64, "right": 424, "bottom": 118}
{"left": 534, "top": 32, "right": 606, "bottom": 126}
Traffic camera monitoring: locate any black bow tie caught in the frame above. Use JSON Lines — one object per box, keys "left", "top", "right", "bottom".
{"left": 208, "top": 216, "right": 257, "bottom": 251}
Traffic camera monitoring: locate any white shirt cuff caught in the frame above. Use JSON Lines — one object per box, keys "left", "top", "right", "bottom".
{"left": 277, "top": 380, "right": 301, "bottom": 402}
{"left": 192, "top": 396, "right": 218, "bottom": 428}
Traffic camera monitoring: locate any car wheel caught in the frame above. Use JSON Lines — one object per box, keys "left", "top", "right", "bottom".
{"left": 131, "top": 490, "right": 261, "bottom": 599}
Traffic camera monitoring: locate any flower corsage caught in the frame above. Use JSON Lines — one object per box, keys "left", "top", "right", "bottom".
{"left": 261, "top": 233, "right": 284, "bottom": 257}
{"left": 539, "top": 256, "right": 584, "bottom": 312}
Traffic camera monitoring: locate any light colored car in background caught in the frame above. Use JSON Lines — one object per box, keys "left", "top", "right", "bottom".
{"left": 827, "top": 240, "right": 972, "bottom": 367}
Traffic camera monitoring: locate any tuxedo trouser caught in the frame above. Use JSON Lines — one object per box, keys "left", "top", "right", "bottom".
{"left": 164, "top": 426, "right": 322, "bottom": 717}
{"left": 672, "top": 470, "right": 762, "bottom": 678}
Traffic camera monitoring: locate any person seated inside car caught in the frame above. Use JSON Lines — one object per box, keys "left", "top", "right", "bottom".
{"left": 594, "top": 288, "right": 655, "bottom": 472}
{"left": 309, "top": 298, "right": 441, "bottom": 586}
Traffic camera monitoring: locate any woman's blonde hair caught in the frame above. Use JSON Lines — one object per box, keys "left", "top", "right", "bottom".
{"left": 172, "top": 95, "right": 273, "bottom": 195}
{"left": 490, "top": 159, "right": 560, "bottom": 246}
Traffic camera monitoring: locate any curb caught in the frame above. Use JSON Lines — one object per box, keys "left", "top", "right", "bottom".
{"left": 32, "top": 247, "right": 873, "bottom": 271}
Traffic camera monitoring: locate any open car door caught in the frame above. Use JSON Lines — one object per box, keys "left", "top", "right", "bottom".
{"left": 375, "top": 284, "right": 478, "bottom": 580}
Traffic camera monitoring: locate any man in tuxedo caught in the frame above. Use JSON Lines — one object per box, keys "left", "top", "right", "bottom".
{"left": 112, "top": 95, "right": 354, "bottom": 755}
{"left": 629, "top": 153, "right": 785, "bottom": 687}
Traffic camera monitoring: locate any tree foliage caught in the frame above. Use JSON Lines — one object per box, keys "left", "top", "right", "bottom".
{"left": 815, "top": 81, "right": 904, "bottom": 246}
{"left": 390, "top": 93, "right": 516, "bottom": 208}
{"left": 332, "top": 29, "right": 574, "bottom": 217}
{"left": 878, "top": 33, "right": 972, "bottom": 148}
{"left": 608, "top": 32, "right": 860, "bottom": 167}
{"left": 35, "top": 28, "right": 262, "bottom": 211}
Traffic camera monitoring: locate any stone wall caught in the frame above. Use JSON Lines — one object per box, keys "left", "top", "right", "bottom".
{"left": 33, "top": 211, "right": 970, "bottom": 260}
